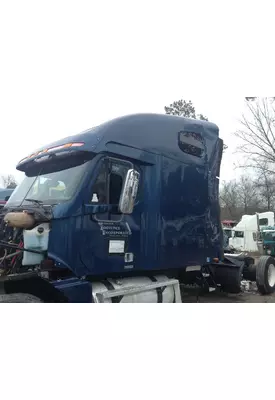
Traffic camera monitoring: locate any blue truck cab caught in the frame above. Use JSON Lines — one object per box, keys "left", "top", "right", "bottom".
{"left": 0, "top": 113, "right": 256, "bottom": 302}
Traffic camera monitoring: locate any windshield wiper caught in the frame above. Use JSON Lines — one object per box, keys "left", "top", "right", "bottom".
{"left": 24, "top": 198, "right": 44, "bottom": 206}
{"left": 24, "top": 198, "right": 53, "bottom": 221}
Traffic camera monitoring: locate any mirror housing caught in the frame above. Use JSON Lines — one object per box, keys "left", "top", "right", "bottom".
{"left": 119, "top": 169, "right": 140, "bottom": 214}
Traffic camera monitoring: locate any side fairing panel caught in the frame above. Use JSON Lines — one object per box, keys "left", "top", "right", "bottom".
{"left": 159, "top": 138, "right": 223, "bottom": 269}
{"left": 159, "top": 157, "right": 209, "bottom": 268}
{"left": 206, "top": 138, "right": 224, "bottom": 260}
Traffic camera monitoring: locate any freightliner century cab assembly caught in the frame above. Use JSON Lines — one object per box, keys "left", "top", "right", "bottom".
{"left": 0, "top": 114, "right": 273, "bottom": 302}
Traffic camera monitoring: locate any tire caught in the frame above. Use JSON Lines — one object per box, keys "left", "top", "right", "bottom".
{"left": 256, "top": 256, "right": 275, "bottom": 295}
{"left": 0, "top": 293, "right": 42, "bottom": 303}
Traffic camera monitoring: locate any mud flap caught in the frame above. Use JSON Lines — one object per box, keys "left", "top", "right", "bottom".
{"left": 211, "top": 262, "right": 243, "bottom": 294}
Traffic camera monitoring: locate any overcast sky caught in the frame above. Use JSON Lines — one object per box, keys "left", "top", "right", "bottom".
{"left": 0, "top": 1, "right": 273, "bottom": 186}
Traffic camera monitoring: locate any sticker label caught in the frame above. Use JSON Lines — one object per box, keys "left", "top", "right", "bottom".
{"left": 98, "top": 222, "right": 131, "bottom": 237}
{"left": 109, "top": 240, "right": 125, "bottom": 254}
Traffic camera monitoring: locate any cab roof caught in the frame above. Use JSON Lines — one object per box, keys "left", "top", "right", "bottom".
{"left": 17, "top": 113, "right": 221, "bottom": 170}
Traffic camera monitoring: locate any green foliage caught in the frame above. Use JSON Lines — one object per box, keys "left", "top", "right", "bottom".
{"left": 164, "top": 99, "right": 208, "bottom": 121}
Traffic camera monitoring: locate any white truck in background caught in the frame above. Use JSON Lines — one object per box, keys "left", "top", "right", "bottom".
{"left": 229, "top": 211, "right": 274, "bottom": 252}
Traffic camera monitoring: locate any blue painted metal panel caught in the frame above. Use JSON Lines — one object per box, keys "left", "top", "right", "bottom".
{"left": 53, "top": 278, "right": 91, "bottom": 303}
{"left": 15, "top": 114, "right": 223, "bottom": 278}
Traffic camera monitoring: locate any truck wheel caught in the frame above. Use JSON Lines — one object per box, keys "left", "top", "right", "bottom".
{"left": 0, "top": 293, "right": 42, "bottom": 302}
{"left": 256, "top": 256, "right": 275, "bottom": 295}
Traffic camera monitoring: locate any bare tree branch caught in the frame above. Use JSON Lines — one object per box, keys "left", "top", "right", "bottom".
{"left": 234, "top": 97, "right": 275, "bottom": 168}
{"left": 1, "top": 174, "right": 17, "bottom": 189}
{"left": 219, "top": 171, "right": 274, "bottom": 219}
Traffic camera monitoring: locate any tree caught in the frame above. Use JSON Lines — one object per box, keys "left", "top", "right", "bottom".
{"left": 164, "top": 99, "right": 227, "bottom": 150}
{"left": 238, "top": 175, "right": 259, "bottom": 214}
{"left": 234, "top": 97, "right": 275, "bottom": 173}
{"left": 219, "top": 180, "right": 240, "bottom": 220}
{"left": 1, "top": 174, "right": 17, "bottom": 189}
{"left": 254, "top": 163, "right": 275, "bottom": 210}
{"left": 245, "top": 97, "right": 275, "bottom": 102}
{"left": 164, "top": 99, "right": 208, "bottom": 120}
{"left": 219, "top": 174, "right": 266, "bottom": 220}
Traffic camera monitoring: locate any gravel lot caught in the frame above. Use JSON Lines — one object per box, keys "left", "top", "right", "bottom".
{"left": 182, "top": 284, "right": 275, "bottom": 303}
{"left": 182, "top": 254, "right": 275, "bottom": 303}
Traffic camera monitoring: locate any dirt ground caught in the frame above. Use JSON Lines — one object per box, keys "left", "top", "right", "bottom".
{"left": 182, "top": 284, "right": 275, "bottom": 303}
{"left": 182, "top": 254, "right": 275, "bottom": 303}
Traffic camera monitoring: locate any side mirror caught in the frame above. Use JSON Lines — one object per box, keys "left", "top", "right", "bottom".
{"left": 256, "top": 231, "right": 262, "bottom": 242}
{"left": 119, "top": 169, "right": 140, "bottom": 214}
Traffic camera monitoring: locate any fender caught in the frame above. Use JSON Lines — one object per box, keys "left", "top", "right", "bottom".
{"left": 224, "top": 254, "right": 255, "bottom": 269}
{"left": 0, "top": 273, "right": 68, "bottom": 303}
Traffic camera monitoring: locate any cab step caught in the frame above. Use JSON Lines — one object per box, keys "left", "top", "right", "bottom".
{"left": 199, "top": 266, "right": 217, "bottom": 293}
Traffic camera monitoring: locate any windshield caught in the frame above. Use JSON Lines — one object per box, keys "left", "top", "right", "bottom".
{"left": 223, "top": 229, "right": 232, "bottom": 238}
{"left": 7, "top": 158, "right": 91, "bottom": 206}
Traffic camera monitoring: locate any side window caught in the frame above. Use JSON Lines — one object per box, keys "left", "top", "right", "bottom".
{"left": 91, "top": 161, "right": 109, "bottom": 204}
{"left": 91, "top": 158, "right": 133, "bottom": 206}
{"left": 109, "top": 162, "right": 130, "bottom": 204}
{"left": 235, "top": 231, "right": 244, "bottom": 238}
{"left": 178, "top": 131, "right": 205, "bottom": 158}
{"left": 259, "top": 218, "right": 268, "bottom": 226}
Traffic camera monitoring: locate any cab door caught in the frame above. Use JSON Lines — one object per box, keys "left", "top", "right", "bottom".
{"left": 80, "top": 156, "right": 141, "bottom": 276}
